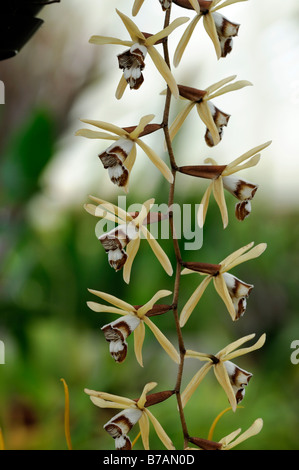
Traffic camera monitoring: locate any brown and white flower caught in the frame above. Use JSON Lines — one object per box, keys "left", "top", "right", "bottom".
{"left": 179, "top": 141, "right": 271, "bottom": 227}
{"left": 85, "top": 382, "right": 175, "bottom": 450}
{"left": 173, "top": 0, "right": 247, "bottom": 65}
{"left": 84, "top": 196, "right": 173, "bottom": 283}
{"left": 180, "top": 241, "right": 267, "bottom": 326}
{"left": 76, "top": 114, "right": 173, "bottom": 191}
{"left": 181, "top": 333, "right": 266, "bottom": 411}
{"left": 89, "top": 9, "right": 189, "bottom": 99}
{"left": 87, "top": 288, "right": 179, "bottom": 366}
{"left": 168, "top": 76, "right": 252, "bottom": 148}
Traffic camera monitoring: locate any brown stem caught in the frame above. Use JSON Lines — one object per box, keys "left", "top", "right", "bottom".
{"left": 162, "top": 3, "right": 189, "bottom": 449}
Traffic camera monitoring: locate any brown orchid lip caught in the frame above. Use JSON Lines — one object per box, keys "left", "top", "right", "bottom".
{"left": 133, "top": 304, "right": 173, "bottom": 317}
{"left": 189, "top": 436, "right": 222, "bottom": 450}
{"left": 182, "top": 261, "right": 221, "bottom": 276}
{"left": 178, "top": 165, "right": 227, "bottom": 179}
{"left": 178, "top": 84, "right": 207, "bottom": 102}
{"left": 134, "top": 390, "right": 175, "bottom": 408}
{"left": 122, "top": 123, "right": 162, "bottom": 137}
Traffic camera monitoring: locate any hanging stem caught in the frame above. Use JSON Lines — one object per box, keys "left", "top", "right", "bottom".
{"left": 162, "top": 3, "right": 189, "bottom": 448}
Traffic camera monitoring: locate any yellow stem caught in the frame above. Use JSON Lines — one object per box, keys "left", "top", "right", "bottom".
{"left": 60, "top": 378, "right": 73, "bottom": 450}
{"left": 208, "top": 406, "right": 244, "bottom": 441}
{"left": 0, "top": 428, "right": 5, "bottom": 450}
{"left": 131, "top": 431, "right": 141, "bottom": 448}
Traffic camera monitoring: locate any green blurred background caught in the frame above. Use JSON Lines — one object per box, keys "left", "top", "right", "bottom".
{"left": 0, "top": 0, "right": 298, "bottom": 450}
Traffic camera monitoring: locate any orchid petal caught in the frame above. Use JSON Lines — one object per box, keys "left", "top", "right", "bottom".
{"left": 75, "top": 129, "right": 120, "bottom": 140}
{"left": 181, "top": 362, "right": 212, "bottom": 408}
{"left": 224, "top": 141, "right": 272, "bottom": 173}
{"left": 86, "top": 302, "right": 128, "bottom": 316}
{"left": 213, "top": 178, "right": 228, "bottom": 229}
{"left": 212, "top": 0, "right": 248, "bottom": 12}
{"left": 80, "top": 119, "right": 129, "bottom": 137}
{"left": 225, "top": 333, "right": 266, "bottom": 361}
{"left": 138, "top": 290, "right": 172, "bottom": 317}
{"left": 147, "top": 45, "right": 179, "bottom": 99}
{"left": 116, "top": 9, "right": 146, "bottom": 42}
{"left": 87, "top": 289, "right": 135, "bottom": 312}
{"left": 207, "top": 80, "right": 252, "bottom": 101}
{"left": 89, "top": 35, "right": 133, "bottom": 47}
{"left": 214, "top": 362, "right": 237, "bottom": 411}
{"left": 203, "top": 13, "right": 221, "bottom": 59}
{"left": 132, "top": 0, "right": 145, "bottom": 16}
{"left": 222, "top": 418, "right": 263, "bottom": 450}
{"left": 123, "top": 236, "right": 141, "bottom": 284}
{"left": 141, "top": 225, "right": 173, "bottom": 276}
{"left": 145, "top": 17, "right": 190, "bottom": 47}
{"left": 173, "top": 14, "right": 201, "bottom": 67}
{"left": 134, "top": 321, "right": 146, "bottom": 367}
{"left": 129, "top": 114, "right": 155, "bottom": 140}
{"left": 143, "top": 316, "right": 180, "bottom": 364}
{"left": 145, "top": 408, "right": 175, "bottom": 450}
{"left": 139, "top": 412, "right": 150, "bottom": 449}
{"left": 136, "top": 138, "right": 173, "bottom": 183}
{"left": 138, "top": 382, "right": 157, "bottom": 409}
{"left": 196, "top": 102, "right": 220, "bottom": 146}
{"left": 169, "top": 102, "right": 196, "bottom": 142}
{"left": 180, "top": 276, "right": 212, "bottom": 327}
{"left": 84, "top": 388, "right": 134, "bottom": 407}
{"left": 213, "top": 275, "right": 236, "bottom": 321}
{"left": 205, "top": 75, "right": 236, "bottom": 95}
{"left": 224, "top": 243, "right": 267, "bottom": 272}
{"left": 116, "top": 74, "right": 128, "bottom": 100}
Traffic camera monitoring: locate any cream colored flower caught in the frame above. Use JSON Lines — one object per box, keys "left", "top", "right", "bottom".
{"left": 84, "top": 382, "right": 175, "bottom": 450}
{"left": 89, "top": 9, "right": 189, "bottom": 99}
{"left": 76, "top": 114, "right": 173, "bottom": 191}
{"left": 84, "top": 196, "right": 173, "bottom": 283}
{"left": 181, "top": 333, "right": 266, "bottom": 411}
{"left": 218, "top": 418, "right": 263, "bottom": 449}
{"left": 180, "top": 241, "right": 267, "bottom": 326}
{"left": 179, "top": 141, "right": 272, "bottom": 228}
{"left": 173, "top": 0, "right": 248, "bottom": 65}
{"left": 87, "top": 288, "right": 179, "bottom": 366}
{"left": 168, "top": 76, "right": 252, "bottom": 148}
